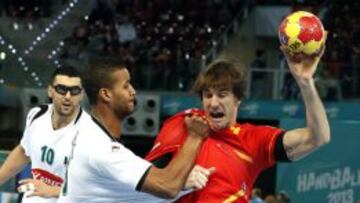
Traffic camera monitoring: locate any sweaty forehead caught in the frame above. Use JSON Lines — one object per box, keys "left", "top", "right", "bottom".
{"left": 53, "top": 75, "right": 82, "bottom": 86}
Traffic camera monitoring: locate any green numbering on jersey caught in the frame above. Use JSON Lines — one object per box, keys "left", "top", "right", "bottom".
{"left": 41, "top": 145, "right": 55, "bottom": 165}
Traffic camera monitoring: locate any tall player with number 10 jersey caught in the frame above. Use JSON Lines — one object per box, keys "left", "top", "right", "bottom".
{"left": 0, "top": 66, "right": 85, "bottom": 203}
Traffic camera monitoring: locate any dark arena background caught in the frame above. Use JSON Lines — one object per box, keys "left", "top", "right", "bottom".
{"left": 0, "top": 0, "right": 360, "bottom": 202}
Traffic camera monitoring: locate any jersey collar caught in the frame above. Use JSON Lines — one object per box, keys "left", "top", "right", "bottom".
{"left": 91, "top": 116, "right": 119, "bottom": 142}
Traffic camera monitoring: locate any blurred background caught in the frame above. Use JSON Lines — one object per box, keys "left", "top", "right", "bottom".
{"left": 0, "top": 0, "right": 360, "bottom": 202}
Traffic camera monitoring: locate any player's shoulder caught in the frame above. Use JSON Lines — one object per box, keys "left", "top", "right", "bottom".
{"left": 76, "top": 109, "right": 92, "bottom": 125}
{"left": 26, "top": 104, "right": 51, "bottom": 125}
{"left": 240, "top": 122, "right": 275, "bottom": 130}
{"left": 159, "top": 108, "right": 205, "bottom": 139}
{"left": 77, "top": 113, "right": 114, "bottom": 143}
{"left": 148, "top": 109, "right": 203, "bottom": 156}
{"left": 240, "top": 122, "right": 283, "bottom": 137}
{"left": 77, "top": 113, "right": 98, "bottom": 133}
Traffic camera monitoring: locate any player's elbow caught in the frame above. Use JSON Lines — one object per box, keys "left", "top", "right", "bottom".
{"left": 320, "top": 133, "right": 331, "bottom": 145}
{"left": 311, "top": 133, "right": 331, "bottom": 148}
{"left": 152, "top": 185, "right": 180, "bottom": 199}
{"left": 142, "top": 169, "right": 182, "bottom": 199}
{"left": 318, "top": 129, "right": 331, "bottom": 146}
{"left": 161, "top": 188, "right": 180, "bottom": 199}
{"left": 159, "top": 179, "right": 183, "bottom": 198}
{"left": 306, "top": 126, "right": 331, "bottom": 147}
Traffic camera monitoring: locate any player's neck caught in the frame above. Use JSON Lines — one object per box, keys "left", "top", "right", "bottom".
{"left": 51, "top": 108, "right": 79, "bottom": 130}
{"left": 91, "top": 106, "right": 122, "bottom": 140}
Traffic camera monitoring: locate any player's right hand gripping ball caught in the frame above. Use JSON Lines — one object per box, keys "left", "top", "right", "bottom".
{"left": 279, "top": 10, "right": 325, "bottom": 56}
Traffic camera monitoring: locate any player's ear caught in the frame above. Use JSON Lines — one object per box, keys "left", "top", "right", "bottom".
{"left": 99, "top": 88, "right": 112, "bottom": 103}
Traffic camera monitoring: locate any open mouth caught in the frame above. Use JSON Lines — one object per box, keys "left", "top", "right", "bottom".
{"left": 209, "top": 112, "right": 225, "bottom": 125}
{"left": 210, "top": 112, "right": 225, "bottom": 119}
{"left": 208, "top": 112, "right": 225, "bottom": 130}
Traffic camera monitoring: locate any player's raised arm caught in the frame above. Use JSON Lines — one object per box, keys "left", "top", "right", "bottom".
{"left": 140, "top": 114, "right": 209, "bottom": 198}
{"left": 281, "top": 45, "right": 331, "bottom": 161}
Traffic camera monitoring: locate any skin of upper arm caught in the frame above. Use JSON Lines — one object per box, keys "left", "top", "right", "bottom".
{"left": 9, "top": 145, "right": 30, "bottom": 164}
{"left": 0, "top": 145, "right": 30, "bottom": 185}
{"left": 282, "top": 128, "right": 321, "bottom": 161}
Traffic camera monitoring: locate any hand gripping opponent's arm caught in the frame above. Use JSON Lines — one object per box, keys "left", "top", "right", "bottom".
{"left": 140, "top": 113, "right": 210, "bottom": 198}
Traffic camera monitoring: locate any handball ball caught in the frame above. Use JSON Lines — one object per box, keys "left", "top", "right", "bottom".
{"left": 279, "top": 11, "right": 325, "bottom": 55}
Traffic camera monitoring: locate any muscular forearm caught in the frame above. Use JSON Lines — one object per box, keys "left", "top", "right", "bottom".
{"left": 143, "top": 135, "right": 202, "bottom": 198}
{"left": 0, "top": 145, "right": 30, "bottom": 185}
{"left": 298, "top": 78, "right": 330, "bottom": 145}
{"left": 162, "top": 135, "right": 202, "bottom": 193}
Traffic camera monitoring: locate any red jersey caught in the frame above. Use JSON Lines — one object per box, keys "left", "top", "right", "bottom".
{"left": 146, "top": 109, "right": 284, "bottom": 203}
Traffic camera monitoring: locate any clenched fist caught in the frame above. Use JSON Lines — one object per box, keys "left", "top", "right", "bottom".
{"left": 184, "top": 114, "right": 210, "bottom": 140}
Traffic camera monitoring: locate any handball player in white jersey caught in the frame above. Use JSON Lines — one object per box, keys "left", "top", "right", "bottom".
{"left": 58, "top": 58, "right": 213, "bottom": 203}
{"left": 0, "top": 66, "right": 85, "bottom": 203}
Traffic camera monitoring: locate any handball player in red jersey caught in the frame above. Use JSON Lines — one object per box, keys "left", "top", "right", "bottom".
{"left": 146, "top": 46, "right": 330, "bottom": 203}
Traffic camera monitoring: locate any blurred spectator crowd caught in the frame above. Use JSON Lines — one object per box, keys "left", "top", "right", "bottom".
{"left": 2, "top": 0, "right": 359, "bottom": 100}
{"left": 320, "top": 1, "right": 360, "bottom": 100}
{"left": 280, "top": 0, "right": 360, "bottom": 101}
{"left": 0, "top": 0, "right": 67, "bottom": 30}
{"left": 59, "top": 0, "right": 244, "bottom": 90}
{"left": 1, "top": 0, "right": 51, "bottom": 18}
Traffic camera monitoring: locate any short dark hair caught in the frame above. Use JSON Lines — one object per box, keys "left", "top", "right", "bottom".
{"left": 50, "top": 66, "right": 81, "bottom": 84}
{"left": 82, "top": 57, "right": 127, "bottom": 105}
{"left": 193, "top": 59, "right": 247, "bottom": 100}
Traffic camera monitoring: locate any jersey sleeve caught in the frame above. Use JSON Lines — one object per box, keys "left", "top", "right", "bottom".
{"left": 247, "top": 125, "right": 285, "bottom": 170}
{"left": 93, "top": 143, "right": 152, "bottom": 191}
{"left": 20, "top": 106, "right": 42, "bottom": 157}
{"left": 145, "top": 111, "right": 189, "bottom": 162}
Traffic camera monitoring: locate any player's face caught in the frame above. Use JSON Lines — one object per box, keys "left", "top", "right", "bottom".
{"left": 202, "top": 87, "right": 240, "bottom": 131}
{"left": 109, "top": 69, "right": 136, "bottom": 119}
{"left": 48, "top": 75, "right": 83, "bottom": 117}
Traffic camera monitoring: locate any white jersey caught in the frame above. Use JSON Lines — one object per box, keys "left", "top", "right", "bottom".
{"left": 58, "top": 114, "right": 152, "bottom": 203}
{"left": 20, "top": 104, "right": 84, "bottom": 203}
